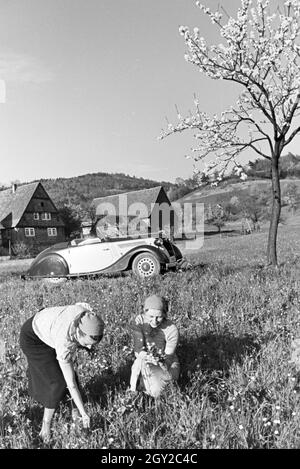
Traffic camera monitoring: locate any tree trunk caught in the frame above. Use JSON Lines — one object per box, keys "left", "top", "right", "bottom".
{"left": 267, "top": 152, "right": 281, "bottom": 266}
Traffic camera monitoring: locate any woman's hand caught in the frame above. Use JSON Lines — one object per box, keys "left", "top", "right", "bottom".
{"left": 81, "top": 413, "right": 90, "bottom": 428}
{"left": 159, "top": 362, "right": 168, "bottom": 372}
{"left": 134, "top": 314, "right": 144, "bottom": 325}
{"left": 59, "top": 361, "right": 89, "bottom": 424}
{"left": 145, "top": 355, "right": 160, "bottom": 365}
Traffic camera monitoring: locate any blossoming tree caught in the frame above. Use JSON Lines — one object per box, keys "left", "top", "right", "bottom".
{"left": 160, "top": 0, "right": 300, "bottom": 265}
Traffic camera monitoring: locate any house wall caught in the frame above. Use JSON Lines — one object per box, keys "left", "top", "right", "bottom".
{"left": 23, "top": 184, "right": 61, "bottom": 220}
{"left": 20, "top": 211, "right": 63, "bottom": 227}
{"left": 16, "top": 188, "right": 65, "bottom": 253}
{"left": 2, "top": 226, "right": 65, "bottom": 255}
{"left": 90, "top": 187, "right": 175, "bottom": 239}
{"left": 0, "top": 183, "right": 66, "bottom": 255}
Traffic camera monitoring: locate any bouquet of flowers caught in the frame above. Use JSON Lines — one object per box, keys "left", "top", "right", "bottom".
{"left": 145, "top": 343, "right": 167, "bottom": 367}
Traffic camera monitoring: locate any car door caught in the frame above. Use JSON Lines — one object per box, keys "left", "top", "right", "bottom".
{"left": 67, "top": 240, "right": 115, "bottom": 274}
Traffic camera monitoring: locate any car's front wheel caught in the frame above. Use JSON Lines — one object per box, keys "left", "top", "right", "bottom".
{"left": 132, "top": 252, "right": 161, "bottom": 278}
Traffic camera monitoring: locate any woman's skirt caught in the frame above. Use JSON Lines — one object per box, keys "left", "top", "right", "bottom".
{"left": 130, "top": 355, "right": 180, "bottom": 398}
{"left": 19, "top": 316, "right": 67, "bottom": 408}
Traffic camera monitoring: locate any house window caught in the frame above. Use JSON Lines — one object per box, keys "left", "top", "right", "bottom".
{"left": 33, "top": 213, "right": 40, "bottom": 220}
{"left": 41, "top": 212, "right": 51, "bottom": 220}
{"left": 47, "top": 228, "right": 57, "bottom": 237}
{"left": 25, "top": 228, "right": 35, "bottom": 237}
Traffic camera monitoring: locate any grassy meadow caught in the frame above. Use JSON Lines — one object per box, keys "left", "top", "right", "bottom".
{"left": 0, "top": 224, "right": 300, "bottom": 449}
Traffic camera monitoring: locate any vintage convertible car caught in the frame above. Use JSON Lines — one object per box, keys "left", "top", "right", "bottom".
{"left": 23, "top": 232, "right": 184, "bottom": 280}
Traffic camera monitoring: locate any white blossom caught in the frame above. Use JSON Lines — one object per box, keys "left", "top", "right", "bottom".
{"left": 160, "top": 0, "right": 300, "bottom": 183}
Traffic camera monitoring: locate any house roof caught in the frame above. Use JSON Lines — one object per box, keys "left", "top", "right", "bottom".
{"left": 0, "top": 182, "right": 40, "bottom": 227}
{"left": 92, "top": 186, "right": 168, "bottom": 216}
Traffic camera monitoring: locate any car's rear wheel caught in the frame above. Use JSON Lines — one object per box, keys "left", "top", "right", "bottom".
{"left": 132, "top": 252, "right": 161, "bottom": 278}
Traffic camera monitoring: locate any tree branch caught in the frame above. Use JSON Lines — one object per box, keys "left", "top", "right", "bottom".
{"left": 283, "top": 125, "right": 300, "bottom": 146}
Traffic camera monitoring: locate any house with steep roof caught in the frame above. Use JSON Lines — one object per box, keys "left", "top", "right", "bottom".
{"left": 90, "top": 186, "right": 174, "bottom": 238}
{"left": 0, "top": 181, "right": 65, "bottom": 255}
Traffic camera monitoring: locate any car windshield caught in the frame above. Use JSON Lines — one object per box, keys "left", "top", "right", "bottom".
{"left": 93, "top": 217, "right": 168, "bottom": 241}
{"left": 96, "top": 223, "right": 121, "bottom": 240}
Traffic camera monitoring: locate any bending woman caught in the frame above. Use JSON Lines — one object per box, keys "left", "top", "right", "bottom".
{"left": 19, "top": 302, "right": 104, "bottom": 441}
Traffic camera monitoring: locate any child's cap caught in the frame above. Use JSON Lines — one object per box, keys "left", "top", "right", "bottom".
{"left": 144, "top": 294, "right": 167, "bottom": 312}
{"left": 78, "top": 312, "right": 105, "bottom": 338}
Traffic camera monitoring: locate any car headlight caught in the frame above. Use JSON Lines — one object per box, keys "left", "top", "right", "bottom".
{"left": 154, "top": 238, "right": 164, "bottom": 247}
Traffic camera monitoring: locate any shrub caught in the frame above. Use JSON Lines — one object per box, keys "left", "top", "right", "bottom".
{"left": 0, "top": 246, "right": 9, "bottom": 256}
{"left": 11, "top": 242, "right": 31, "bottom": 258}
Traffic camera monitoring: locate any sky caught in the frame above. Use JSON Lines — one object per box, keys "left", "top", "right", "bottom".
{"left": 0, "top": 0, "right": 299, "bottom": 186}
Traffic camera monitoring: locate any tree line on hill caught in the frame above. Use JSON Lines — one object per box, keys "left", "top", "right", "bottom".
{"left": 167, "top": 153, "right": 300, "bottom": 203}
{"left": 246, "top": 153, "right": 300, "bottom": 180}
{"left": 41, "top": 172, "right": 173, "bottom": 210}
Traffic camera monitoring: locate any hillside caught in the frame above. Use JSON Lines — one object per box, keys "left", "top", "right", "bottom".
{"left": 177, "top": 178, "right": 300, "bottom": 206}
{"left": 246, "top": 152, "right": 300, "bottom": 179}
{"left": 11, "top": 172, "right": 174, "bottom": 211}
{"left": 173, "top": 153, "right": 300, "bottom": 205}
{"left": 175, "top": 177, "right": 300, "bottom": 232}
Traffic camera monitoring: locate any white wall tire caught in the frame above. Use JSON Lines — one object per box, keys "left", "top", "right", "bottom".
{"left": 132, "top": 253, "right": 161, "bottom": 278}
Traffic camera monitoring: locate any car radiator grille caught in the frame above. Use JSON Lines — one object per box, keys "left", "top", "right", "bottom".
{"left": 162, "top": 239, "right": 175, "bottom": 256}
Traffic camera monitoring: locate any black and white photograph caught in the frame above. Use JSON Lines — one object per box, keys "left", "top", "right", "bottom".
{"left": 0, "top": 0, "right": 300, "bottom": 453}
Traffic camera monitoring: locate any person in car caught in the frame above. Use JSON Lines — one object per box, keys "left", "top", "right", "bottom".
{"left": 19, "top": 302, "right": 104, "bottom": 442}
{"left": 129, "top": 294, "right": 180, "bottom": 398}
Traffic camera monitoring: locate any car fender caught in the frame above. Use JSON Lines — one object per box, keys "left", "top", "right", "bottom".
{"left": 26, "top": 252, "right": 70, "bottom": 278}
{"left": 128, "top": 245, "right": 169, "bottom": 266}
{"left": 99, "top": 245, "right": 169, "bottom": 274}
